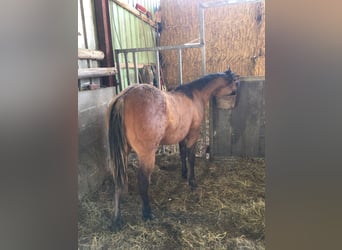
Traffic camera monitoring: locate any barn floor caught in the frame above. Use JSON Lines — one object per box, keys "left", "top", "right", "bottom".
{"left": 78, "top": 155, "right": 265, "bottom": 249}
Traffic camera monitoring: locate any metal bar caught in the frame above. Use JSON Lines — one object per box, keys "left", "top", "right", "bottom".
{"left": 178, "top": 49, "right": 183, "bottom": 85}
{"left": 155, "top": 50, "right": 161, "bottom": 88}
{"left": 115, "top": 51, "right": 122, "bottom": 92}
{"left": 200, "top": 0, "right": 262, "bottom": 8}
{"left": 115, "top": 43, "right": 202, "bottom": 54}
{"left": 199, "top": 6, "right": 206, "bottom": 74}
{"left": 199, "top": 6, "right": 205, "bottom": 46}
{"left": 132, "top": 52, "right": 139, "bottom": 83}
{"left": 199, "top": 4, "right": 207, "bottom": 154}
{"left": 201, "top": 48, "right": 206, "bottom": 75}
{"left": 209, "top": 97, "right": 214, "bottom": 160}
{"left": 124, "top": 52, "right": 130, "bottom": 86}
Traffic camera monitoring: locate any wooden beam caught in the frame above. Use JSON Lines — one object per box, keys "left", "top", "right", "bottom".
{"left": 78, "top": 63, "right": 147, "bottom": 79}
{"left": 78, "top": 48, "right": 105, "bottom": 60}
{"left": 78, "top": 67, "right": 117, "bottom": 79}
{"left": 111, "top": 0, "right": 157, "bottom": 28}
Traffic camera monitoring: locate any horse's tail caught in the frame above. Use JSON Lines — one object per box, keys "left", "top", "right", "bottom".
{"left": 108, "top": 96, "right": 128, "bottom": 191}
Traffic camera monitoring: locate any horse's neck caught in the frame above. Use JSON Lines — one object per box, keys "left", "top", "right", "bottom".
{"left": 197, "top": 79, "right": 225, "bottom": 103}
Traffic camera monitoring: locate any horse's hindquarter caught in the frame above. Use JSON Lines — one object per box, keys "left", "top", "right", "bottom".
{"left": 123, "top": 84, "right": 168, "bottom": 151}
{"left": 160, "top": 92, "right": 195, "bottom": 145}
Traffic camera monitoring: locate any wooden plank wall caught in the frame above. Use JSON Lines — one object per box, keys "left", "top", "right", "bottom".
{"left": 210, "top": 77, "right": 265, "bottom": 159}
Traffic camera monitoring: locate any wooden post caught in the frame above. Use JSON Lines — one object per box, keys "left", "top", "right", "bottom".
{"left": 94, "top": 0, "right": 117, "bottom": 87}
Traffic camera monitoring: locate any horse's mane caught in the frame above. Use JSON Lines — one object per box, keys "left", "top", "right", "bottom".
{"left": 173, "top": 71, "right": 234, "bottom": 99}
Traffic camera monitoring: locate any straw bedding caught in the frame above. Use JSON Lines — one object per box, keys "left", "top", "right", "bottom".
{"left": 79, "top": 155, "right": 265, "bottom": 249}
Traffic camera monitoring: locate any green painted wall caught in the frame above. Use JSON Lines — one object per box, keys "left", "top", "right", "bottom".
{"left": 109, "top": 0, "right": 160, "bottom": 89}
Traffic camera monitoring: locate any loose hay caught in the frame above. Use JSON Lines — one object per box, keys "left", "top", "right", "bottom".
{"left": 79, "top": 156, "right": 265, "bottom": 249}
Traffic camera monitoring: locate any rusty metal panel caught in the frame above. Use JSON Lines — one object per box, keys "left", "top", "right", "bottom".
{"left": 210, "top": 76, "right": 265, "bottom": 158}
{"left": 78, "top": 87, "right": 117, "bottom": 199}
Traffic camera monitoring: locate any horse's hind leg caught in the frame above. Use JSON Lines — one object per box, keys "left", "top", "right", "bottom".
{"left": 137, "top": 168, "right": 153, "bottom": 220}
{"left": 179, "top": 140, "right": 187, "bottom": 179}
{"left": 136, "top": 153, "right": 155, "bottom": 220}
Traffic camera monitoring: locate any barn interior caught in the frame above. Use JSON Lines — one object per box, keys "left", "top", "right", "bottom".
{"left": 78, "top": 0, "right": 265, "bottom": 249}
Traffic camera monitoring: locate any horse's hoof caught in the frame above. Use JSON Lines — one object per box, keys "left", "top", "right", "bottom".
{"left": 182, "top": 172, "right": 187, "bottom": 179}
{"left": 189, "top": 180, "right": 197, "bottom": 190}
{"left": 110, "top": 218, "right": 123, "bottom": 232}
{"left": 142, "top": 213, "right": 155, "bottom": 221}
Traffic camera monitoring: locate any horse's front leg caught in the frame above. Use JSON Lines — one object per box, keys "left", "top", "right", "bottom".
{"left": 183, "top": 129, "right": 201, "bottom": 189}
{"left": 179, "top": 140, "right": 187, "bottom": 179}
{"left": 187, "top": 143, "right": 197, "bottom": 189}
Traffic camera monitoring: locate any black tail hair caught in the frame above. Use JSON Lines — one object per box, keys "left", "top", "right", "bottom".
{"left": 108, "top": 96, "right": 128, "bottom": 190}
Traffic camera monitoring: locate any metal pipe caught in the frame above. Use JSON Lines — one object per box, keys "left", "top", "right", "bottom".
{"left": 199, "top": 6, "right": 205, "bottom": 45}
{"left": 200, "top": 0, "right": 262, "bottom": 8}
{"left": 124, "top": 52, "right": 130, "bottom": 86}
{"left": 199, "top": 4, "right": 207, "bottom": 153}
{"left": 115, "top": 43, "right": 202, "bottom": 54}
{"left": 199, "top": 5, "right": 206, "bottom": 75}
{"left": 178, "top": 48, "right": 183, "bottom": 85}
{"left": 114, "top": 52, "right": 122, "bottom": 92}
{"left": 133, "top": 52, "right": 139, "bottom": 83}
{"left": 201, "top": 48, "right": 206, "bottom": 75}
{"left": 155, "top": 50, "right": 161, "bottom": 88}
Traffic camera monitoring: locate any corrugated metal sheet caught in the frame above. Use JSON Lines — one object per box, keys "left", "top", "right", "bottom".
{"left": 210, "top": 77, "right": 265, "bottom": 158}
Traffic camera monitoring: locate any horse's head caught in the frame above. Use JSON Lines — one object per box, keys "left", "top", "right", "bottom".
{"left": 215, "top": 67, "right": 240, "bottom": 97}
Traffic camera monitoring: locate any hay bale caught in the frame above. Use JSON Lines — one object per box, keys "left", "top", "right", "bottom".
{"left": 159, "top": 0, "right": 265, "bottom": 89}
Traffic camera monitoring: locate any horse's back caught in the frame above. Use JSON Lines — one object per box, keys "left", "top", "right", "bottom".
{"left": 123, "top": 84, "right": 168, "bottom": 152}
{"left": 124, "top": 84, "right": 166, "bottom": 117}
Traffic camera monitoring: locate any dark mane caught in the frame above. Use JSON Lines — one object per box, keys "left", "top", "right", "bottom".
{"left": 173, "top": 72, "right": 233, "bottom": 99}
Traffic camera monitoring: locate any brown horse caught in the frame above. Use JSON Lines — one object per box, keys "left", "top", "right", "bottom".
{"left": 107, "top": 68, "right": 239, "bottom": 230}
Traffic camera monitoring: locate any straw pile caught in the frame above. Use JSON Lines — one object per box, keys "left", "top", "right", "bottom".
{"left": 79, "top": 155, "right": 265, "bottom": 249}
{"left": 159, "top": 0, "right": 265, "bottom": 89}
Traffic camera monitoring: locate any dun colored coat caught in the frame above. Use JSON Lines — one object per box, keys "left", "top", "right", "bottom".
{"left": 107, "top": 68, "right": 239, "bottom": 230}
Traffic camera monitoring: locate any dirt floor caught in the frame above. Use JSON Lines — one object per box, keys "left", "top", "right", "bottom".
{"left": 79, "top": 155, "right": 265, "bottom": 249}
